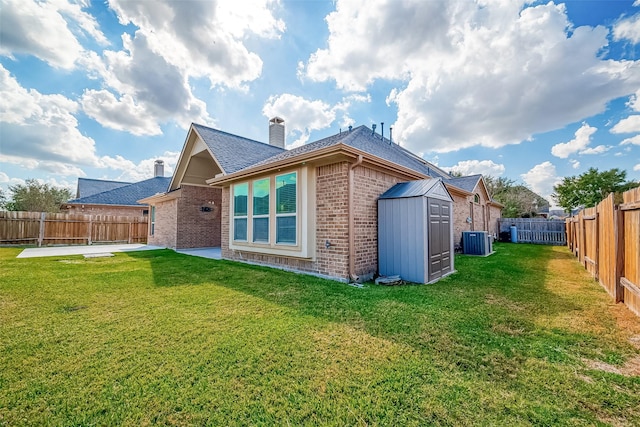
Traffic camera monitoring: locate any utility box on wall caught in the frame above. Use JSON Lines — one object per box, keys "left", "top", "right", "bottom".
{"left": 378, "top": 179, "right": 455, "bottom": 284}
{"left": 462, "top": 231, "right": 493, "bottom": 256}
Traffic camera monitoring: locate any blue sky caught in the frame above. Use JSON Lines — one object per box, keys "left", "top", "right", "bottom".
{"left": 1, "top": 0, "right": 639, "bottom": 207}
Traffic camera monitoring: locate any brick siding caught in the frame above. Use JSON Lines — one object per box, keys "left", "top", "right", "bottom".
{"left": 352, "top": 165, "right": 403, "bottom": 280}
{"left": 176, "top": 185, "right": 221, "bottom": 249}
{"left": 147, "top": 198, "right": 177, "bottom": 248}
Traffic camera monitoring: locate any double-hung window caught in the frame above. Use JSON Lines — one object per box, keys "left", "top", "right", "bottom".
{"left": 233, "top": 183, "right": 248, "bottom": 241}
{"left": 252, "top": 178, "right": 270, "bottom": 243}
{"left": 275, "top": 172, "right": 297, "bottom": 244}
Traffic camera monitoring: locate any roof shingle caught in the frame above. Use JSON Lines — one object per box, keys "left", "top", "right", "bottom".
{"left": 67, "top": 176, "right": 171, "bottom": 206}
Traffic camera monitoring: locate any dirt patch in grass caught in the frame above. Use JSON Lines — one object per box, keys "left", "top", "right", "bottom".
{"left": 582, "top": 355, "right": 640, "bottom": 377}
{"left": 484, "top": 293, "right": 526, "bottom": 312}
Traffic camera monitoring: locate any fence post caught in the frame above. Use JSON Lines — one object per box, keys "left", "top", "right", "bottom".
{"left": 88, "top": 215, "right": 92, "bottom": 245}
{"left": 37, "top": 212, "right": 45, "bottom": 247}
{"left": 595, "top": 212, "right": 599, "bottom": 281}
{"left": 614, "top": 206, "right": 625, "bottom": 303}
{"left": 128, "top": 222, "right": 133, "bottom": 244}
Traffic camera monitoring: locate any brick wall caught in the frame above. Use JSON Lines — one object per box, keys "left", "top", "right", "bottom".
{"left": 452, "top": 194, "right": 471, "bottom": 245}
{"left": 176, "top": 185, "right": 221, "bottom": 249}
{"left": 352, "top": 165, "right": 403, "bottom": 280}
{"left": 221, "top": 162, "right": 407, "bottom": 282}
{"left": 148, "top": 198, "right": 177, "bottom": 248}
{"left": 315, "top": 162, "right": 350, "bottom": 279}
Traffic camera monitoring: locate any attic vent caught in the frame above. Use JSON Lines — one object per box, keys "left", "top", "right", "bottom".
{"left": 269, "top": 117, "right": 285, "bottom": 149}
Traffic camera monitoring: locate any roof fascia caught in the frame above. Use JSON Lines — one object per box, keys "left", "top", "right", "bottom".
{"left": 137, "top": 188, "right": 182, "bottom": 204}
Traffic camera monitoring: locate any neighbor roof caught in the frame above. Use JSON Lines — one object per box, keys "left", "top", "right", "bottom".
{"left": 379, "top": 178, "right": 453, "bottom": 202}
{"left": 67, "top": 177, "right": 171, "bottom": 206}
{"left": 76, "top": 177, "right": 131, "bottom": 199}
{"left": 192, "top": 123, "right": 285, "bottom": 174}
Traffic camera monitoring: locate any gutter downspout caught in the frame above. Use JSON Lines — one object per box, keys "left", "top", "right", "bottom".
{"left": 348, "top": 155, "right": 363, "bottom": 283}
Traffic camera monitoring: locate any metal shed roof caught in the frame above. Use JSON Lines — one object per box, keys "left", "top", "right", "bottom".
{"left": 379, "top": 178, "right": 453, "bottom": 202}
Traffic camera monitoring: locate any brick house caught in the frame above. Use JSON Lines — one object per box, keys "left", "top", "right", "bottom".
{"left": 63, "top": 161, "right": 170, "bottom": 217}
{"left": 141, "top": 119, "right": 502, "bottom": 282}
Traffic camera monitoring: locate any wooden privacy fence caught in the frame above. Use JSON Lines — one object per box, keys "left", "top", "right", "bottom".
{"left": 498, "top": 218, "right": 567, "bottom": 245}
{"left": 566, "top": 187, "right": 640, "bottom": 316}
{"left": 0, "top": 211, "right": 148, "bottom": 246}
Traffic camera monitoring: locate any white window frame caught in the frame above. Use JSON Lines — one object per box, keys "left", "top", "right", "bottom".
{"left": 275, "top": 171, "right": 297, "bottom": 246}
{"left": 252, "top": 178, "right": 270, "bottom": 244}
{"left": 232, "top": 182, "right": 248, "bottom": 242}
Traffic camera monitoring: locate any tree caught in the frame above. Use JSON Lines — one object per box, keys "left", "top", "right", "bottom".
{"left": 485, "top": 176, "right": 549, "bottom": 218}
{"left": 6, "top": 179, "right": 73, "bottom": 213}
{"left": 0, "top": 188, "right": 6, "bottom": 210}
{"left": 552, "top": 168, "right": 638, "bottom": 212}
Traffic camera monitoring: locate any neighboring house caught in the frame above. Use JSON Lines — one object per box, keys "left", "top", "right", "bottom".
{"left": 447, "top": 174, "right": 504, "bottom": 245}
{"left": 63, "top": 161, "right": 171, "bottom": 217}
{"left": 141, "top": 119, "right": 502, "bottom": 282}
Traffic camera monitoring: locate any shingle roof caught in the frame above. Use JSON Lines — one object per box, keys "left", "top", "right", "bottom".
{"left": 447, "top": 175, "right": 482, "bottom": 193}
{"left": 67, "top": 176, "right": 171, "bottom": 206}
{"left": 245, "top": 125, "right": 451, "bottom": 179}
{"left": 76, "top": 177, "right": 131, "bottom": 199}
{"left": 193, "top": 123, "right": 285, "bottom": 174}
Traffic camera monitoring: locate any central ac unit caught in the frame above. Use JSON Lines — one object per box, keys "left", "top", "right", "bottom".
{"left": 462, "top": 231, "right": 493, "bottom": 256}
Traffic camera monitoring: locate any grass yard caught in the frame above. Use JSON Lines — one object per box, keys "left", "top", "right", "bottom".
{"left": 1, "top": 243, "right": 639, "bottom": 426}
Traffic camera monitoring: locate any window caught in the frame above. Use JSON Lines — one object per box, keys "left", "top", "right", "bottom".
{"left": 252, "top": 178, "right": 270, "bottom": 243}
{"left": 233, "top": 183, "right": 248, "bottom": 241}
{"left": 150, "top": 206, "right": 155, "bottom": 236}
{"left": 276, "top": 172, "right": 297, "bottom": 244}
{"left": 474, "top": 193, "right": 480, "bottom": 204}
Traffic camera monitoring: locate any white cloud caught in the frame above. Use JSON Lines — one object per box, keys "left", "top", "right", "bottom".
{"left": 104, "top": 151, "right": 180, "bottom": 182}
{"left": 579, "top": 145, "right": 612, "bottom": 155}
{"left": 621, "top": 135, "right": 640, "bottom": 146}
{"left": 0, "top": 0, "right": 106, "bottom": 69}
{"left": 521, "top": 161, "right": 560, "bottom": 203}
{"left": 613, "top": 12, "right": 640, "bottom": 44}
{"left": 551, "top": 123, "right": 597, "bottom": 158}
{"left": 570, "top": 159, "right": 581, "bottom": 169}
{"left": 81, "top": 89, "right": 162, "bottom": 136}
{"left": 444, "top": 160, "right": 505, "bottom": 177}
{"left": 303, "top": 0, "right": 640, "bottom": 153}
{"left": 634, "top": 163, "right": 640, "bottom": 172}
{"left": 108, "top": 0, "right": 284, "bottom": 89}
{"left": 0, "top": 64, "right": 100, "bottom": 167}
{"left": 262, "top": 93, "right": 369, "bottom": 147}
{"left": 610, "top": 115, "right": 640, "bottom": 133}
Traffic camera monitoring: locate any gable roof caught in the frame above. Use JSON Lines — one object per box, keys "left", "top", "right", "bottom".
{"left": 447, "top": 174, "right": 482, "bottom": 193}
{"left": 244, "top": 125, "right": 451, "bottom": 179}
{"left": 192, "top": 123, "right": 285, "bottom": 174}
{"left": 67, "top": 177, "right": 171, "bottom": 206}
{"left": 76, "top": 177, "right": 131, "bottom": 199}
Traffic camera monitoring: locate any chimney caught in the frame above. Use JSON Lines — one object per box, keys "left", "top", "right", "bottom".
{"left": 154, "top": 160, "right": 164, "bottom": 177}
{"left": 269, "top": 116, "right": 285, "bottom": 149}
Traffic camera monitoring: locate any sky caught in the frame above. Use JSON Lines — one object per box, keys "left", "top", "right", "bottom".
{"left": 1, "top": 0, "right": 639, "bottom": 207}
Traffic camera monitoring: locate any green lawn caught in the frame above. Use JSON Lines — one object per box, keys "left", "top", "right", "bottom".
{"left": 1, "top": 243, "right": 638, "bottom": 426}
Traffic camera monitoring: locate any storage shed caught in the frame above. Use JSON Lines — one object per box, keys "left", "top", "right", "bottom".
{"left": 378, "top": 179, "right": 454, "bottom": 284}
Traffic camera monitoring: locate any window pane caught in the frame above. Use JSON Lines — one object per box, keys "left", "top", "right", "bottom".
{"left": 234, "top": 183, "right": 248, "bottom": 216}
{"left": 276, "top": 216, "right": 296, "bottom": 244}
{"left": 276, "top": 172, "right": 296, "bottom": 214}
{"left": 253, "top": 178, "right": 270, "bottom": 216}
{"left": 234, "top": 218, "right": 247, "bottom": 241}
{"left": 253, "top": 217, "right": 269, "bottom": 243}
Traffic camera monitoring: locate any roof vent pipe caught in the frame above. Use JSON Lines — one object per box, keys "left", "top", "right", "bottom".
{"left": 389, "top": 127, "right": 393, "bottom": 144}
{"left": 348, "top": 125, "right": 353, "bottom": 132}
{"left": 372, "top": 123, "right": 377, "bottom": 135}
{"left": 381, "top": 122, "right": 384, "bottom": 140}
{"left": 269, "top": 116, "right": 285, "bottom": 149}
{"left": 154, "top": 160, "right": 164, "bottom": 177}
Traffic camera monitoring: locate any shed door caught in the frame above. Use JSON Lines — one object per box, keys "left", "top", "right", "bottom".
{"left": 428, "top": 199, "right": 452, "bottom": 282}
